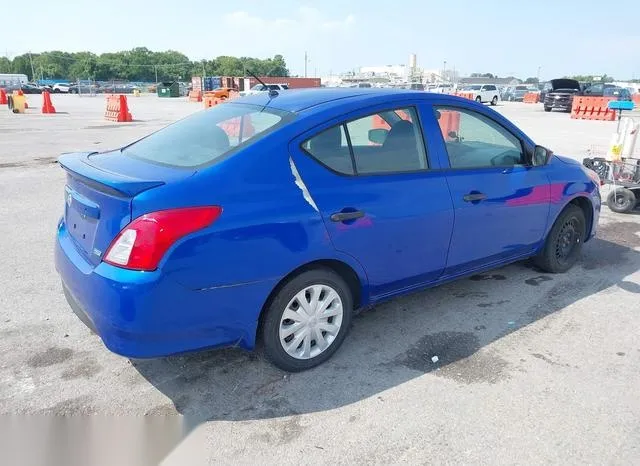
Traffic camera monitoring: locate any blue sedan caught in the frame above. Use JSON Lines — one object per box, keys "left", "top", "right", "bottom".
{"left": 55, "top": 88, "right": 601, "bottom": 371}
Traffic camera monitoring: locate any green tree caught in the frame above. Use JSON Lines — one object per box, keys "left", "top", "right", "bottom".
{"left": 525, "top": 77, "right": 539, "bottom": 84}
{"left": 3, "top": 49, "right": 289, "bottom": 82}
{"left": 0, "top": 57, "right": 11, "bottom": 73}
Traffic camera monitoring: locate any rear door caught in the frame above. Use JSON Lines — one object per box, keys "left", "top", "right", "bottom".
{"left": 289, "top": 102, "right": 454, "bottom": 300}
{"left": 428, "top": 103, "right": 551, "bottom": 276}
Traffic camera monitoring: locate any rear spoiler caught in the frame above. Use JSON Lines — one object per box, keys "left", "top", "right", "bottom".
{"left": 58, "top": 152, "right": 165, "bottom": 197}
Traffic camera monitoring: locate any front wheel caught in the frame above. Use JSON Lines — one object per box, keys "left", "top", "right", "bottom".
{"left": 544, "top": 106, "right": 552, "bottom": 112}
{"left": 607, "top": 188, "right": 636, "bottom": 213}
{"left": 534, "top": 204, "right": 586, "bottom": 273}
{"left": 262, "top": 268, "right": 353, "bottom": 372}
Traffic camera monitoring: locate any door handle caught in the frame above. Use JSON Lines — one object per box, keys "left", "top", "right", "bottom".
{"left": 330, "top": 210, "right": 365, "bottom": 222}
{"left": 463, "top": 193, "right": 487, "bottom": 202}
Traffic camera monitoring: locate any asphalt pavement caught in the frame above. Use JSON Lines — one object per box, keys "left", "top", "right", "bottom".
{"left": 0, "top": 95, "right": 638, "bottom": 465}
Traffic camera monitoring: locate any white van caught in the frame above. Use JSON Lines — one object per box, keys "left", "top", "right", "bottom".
{"left": 0, "top": 74, "right": 29, "bottom": 91}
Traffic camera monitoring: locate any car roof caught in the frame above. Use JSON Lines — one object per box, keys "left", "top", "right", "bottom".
{"left": 232, "top": 88, "right": 431, "bottom": 113}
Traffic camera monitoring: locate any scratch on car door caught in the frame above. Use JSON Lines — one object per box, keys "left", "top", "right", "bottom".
{"left": 289, "top": 157, "right": 319, "bottom": 212}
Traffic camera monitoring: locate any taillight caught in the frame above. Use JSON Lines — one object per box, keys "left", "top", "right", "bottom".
{"left": 103, "top": 206, "right": 222, "bottom": 271}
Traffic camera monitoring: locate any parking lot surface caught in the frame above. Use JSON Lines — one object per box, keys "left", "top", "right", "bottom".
{"left": 1, "top": 94, "right": 639, "bottom": 464}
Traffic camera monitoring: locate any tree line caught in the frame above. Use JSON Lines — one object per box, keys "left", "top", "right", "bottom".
{"left": 0, "top": 48, "right": 290, "bottom": 82}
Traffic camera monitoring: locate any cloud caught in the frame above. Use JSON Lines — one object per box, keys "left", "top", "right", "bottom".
{"left": 219, "top": 7, "right": 356, "bottom": 75}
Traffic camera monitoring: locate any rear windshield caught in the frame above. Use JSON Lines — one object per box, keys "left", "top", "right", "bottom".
{"left": 123, "top": 103, "right": 293, "bottom": 168}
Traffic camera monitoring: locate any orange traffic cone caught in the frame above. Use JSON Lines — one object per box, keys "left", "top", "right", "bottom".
{"left": 117, "top": 95, "right": 132, "bottom": 122}
{"left": 42, "top": 91, "right": 56, "bottom": 114}
{"left": 0, "top": 88, "right": 7, "bottom": 105}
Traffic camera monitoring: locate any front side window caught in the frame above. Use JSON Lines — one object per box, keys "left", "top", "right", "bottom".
{"left": 123, "top": 103, "right": 292, "bottom": 168}
{"left": 434, "top": 106, "right": 524, "bottom": 169}
{"left": 302, "top": 107, "right": 428, "bottom": 175}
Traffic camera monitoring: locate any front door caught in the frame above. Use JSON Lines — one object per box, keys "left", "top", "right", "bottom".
{"left": 431, "top": 105, "right": 551, "bottom": 276}
{"left": 289, "top": 103, "right": 454, "bottom": 300}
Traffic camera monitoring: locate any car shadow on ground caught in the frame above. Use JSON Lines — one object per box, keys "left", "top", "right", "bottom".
{"left": 134, "top": 219, "right": 640, "bottom": 428}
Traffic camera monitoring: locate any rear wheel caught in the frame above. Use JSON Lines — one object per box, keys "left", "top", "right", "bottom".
{"left": 491, "top": 96, "right": 498, "bottom": 106}
{"left": 475, "top": 96, "right": 482, "bottom": 103}
{"left": 534, "top": 204, "right": 586, "bottom": 273}
{"left": 262, "top": 268, "right": 353, "bottom": 372}
{"left": 607, "top": 188, "right": 636, "bottom": 213}
{"left": 544, "top": 106, "right": 552, "bottom": 112}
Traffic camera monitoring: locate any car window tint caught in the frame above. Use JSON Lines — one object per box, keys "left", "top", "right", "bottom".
{"left": 302, "top": 125, "right": 354, "bottom": 175}
{"left": 434, "top": 106, "right": 524, "bottom": 169}
{"left": 345, "top": 107, "right": 427, "bottom": 174}
{"left": 587, "top": 84, "right": 603, "bottom": 94}
{"left": 123, "top": 103, "right": 292, "bottom": 168}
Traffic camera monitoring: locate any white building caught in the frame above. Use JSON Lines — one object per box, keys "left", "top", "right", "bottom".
{"left": 359, "top": 65, "right": 409, "bottom": 79}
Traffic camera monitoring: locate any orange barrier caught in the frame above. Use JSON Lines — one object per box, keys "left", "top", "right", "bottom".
{"left": 453, "top": 91, "right": 474, "bottom": 100}
{"left": 570, "top": 97, "right": 616, "bottom": 121}
{"left": 219, "top": 116, "right": 254, "bottom": 139}
{"left": 104, "top": 94, "right": 133, "bottom": 122}
{"left": 0, "top": 88, "right": 6, "bottom": 105}
{"left": 204, "top": 95, "right": 222, "bottom": 108}
{"left": 189, "top": 90, "right": 202, "bottom": 102}
{"left": 41, "top": 91, "right": 56, "bottom": 114}
{"left": 438, "top": 110, "right": 461, "bottom": 140}
{"left": 523, "top": 92, "right": 540, "bottom": 104}
{"left": 633, "top": 94, "right": 640, "bottom": 107}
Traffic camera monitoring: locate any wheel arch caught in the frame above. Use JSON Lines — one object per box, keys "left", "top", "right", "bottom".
{"left": 569, "top": 196, "right": 595, "bottom": 240}
{"left": 256, "top": 258, "right": 366, "bottom": 340}
{"left": 548, "top": 196, "right": 594, "bottom": 242}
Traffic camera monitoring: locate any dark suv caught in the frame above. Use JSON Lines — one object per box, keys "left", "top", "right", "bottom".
{"left": 584, "top": 83, "right": 632, "bottom": 101}
{"left": 543, "top": 79, "right": 581, "bottom": 112}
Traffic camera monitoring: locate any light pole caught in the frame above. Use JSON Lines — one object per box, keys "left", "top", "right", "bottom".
{"left": 537, "top": 66, "right": 541, "bottom": 83}
{"left": 443, "top": 60, "right": 447, "bottom": 82}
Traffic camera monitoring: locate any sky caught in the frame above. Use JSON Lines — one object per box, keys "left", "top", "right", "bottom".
{"left": 2, "top": 0, "right": 639, "bottom": 80}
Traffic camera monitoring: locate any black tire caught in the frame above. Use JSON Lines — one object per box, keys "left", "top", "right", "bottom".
{"left": 534, "top": 204, "right": 586, "bottom": 273}
{"left": 544, "top": 106, "right": 552, "bottom": 112}
{"left": 607, "top": 188, "right": 636, "bottom": 213}
{"left": 7, "top": 95, "right": 13, "bottom": 111}
{"left": 491, "top": 96, "right": 498, "bottom": 106}
{"left": 262, "top": 268, "right": 353, "bottom": 372}
{"left": 475, "top": 96, "right": 482, "bottom": 103}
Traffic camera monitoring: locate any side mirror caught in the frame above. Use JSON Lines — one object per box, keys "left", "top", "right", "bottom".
{"left": 368, "top": 128, "right": 388, "bottom": 145}
{"left": 532, "top": 145, "right": 553, "bottom": 166}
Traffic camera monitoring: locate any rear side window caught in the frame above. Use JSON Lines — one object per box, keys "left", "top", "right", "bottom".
{"left": 301, "top": 126, "right": 353, "bottom": 175}
{"left": 123, "top": 103, "right": 292, "bottom": 168}
{"left": 302, "top": 107, "right": 428, "bottom": 175}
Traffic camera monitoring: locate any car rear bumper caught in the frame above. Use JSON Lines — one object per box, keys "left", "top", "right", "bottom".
{"left": 55, "top": 219, "right": 278, "bottom": 358}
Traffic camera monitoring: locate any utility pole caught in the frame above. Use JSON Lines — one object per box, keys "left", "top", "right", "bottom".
{"left": 28, "top": 51, "right": 35, "bottom": 81}
{"left": 536, "top": 66, "right": 541, "bottom": 83}
{"left": 443, "top": 60, "right": 447, "bottom": 83}
{"left": 304, "top": 51, "right": 308, "bottom": 78}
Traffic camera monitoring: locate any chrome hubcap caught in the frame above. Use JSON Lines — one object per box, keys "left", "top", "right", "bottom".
{"left": 279, "top": 285, "right": 343, "bottom": 360}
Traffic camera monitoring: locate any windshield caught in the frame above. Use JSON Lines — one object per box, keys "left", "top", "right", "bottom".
{"left": 464, "top": 85, "right": 482, "bottom": 90}
{"left": 123, "top": 103, "right": 293, "bottom": 168}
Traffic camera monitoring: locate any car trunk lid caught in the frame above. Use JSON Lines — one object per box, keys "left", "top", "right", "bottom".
{"left": 58, "top": 150, "right": 193, "bottom": 266}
